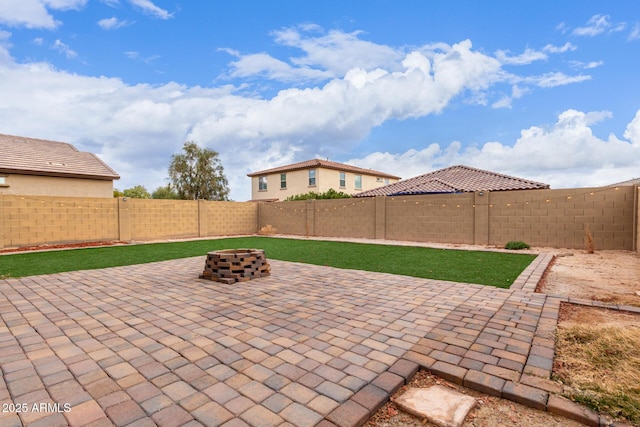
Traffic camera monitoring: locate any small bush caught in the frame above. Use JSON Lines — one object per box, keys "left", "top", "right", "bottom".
{"left": 505, "top": 241, "right": 530, "bottom": 250}
{"left": 584, "top": 224, "right": 595, "bottom": 254}
{"left": 285, "top": 188, "right": 352, "bottom": 201}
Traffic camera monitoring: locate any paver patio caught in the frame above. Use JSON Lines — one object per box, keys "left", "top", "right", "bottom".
{"left": 0, "top": 253, "right": 586, "bottom": 427}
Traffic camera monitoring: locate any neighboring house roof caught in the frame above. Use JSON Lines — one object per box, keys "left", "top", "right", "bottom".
{"left": 354, "top": 165, "right": 549, "bottom": 197}
{"left": 247, "top": 158, "right": 401, "bottom": 179}
{"left": 607, "top": 177, "right": 640, "bottom": 187}
{"left": 0, "top": 133, "right": 120, "bottom": 180}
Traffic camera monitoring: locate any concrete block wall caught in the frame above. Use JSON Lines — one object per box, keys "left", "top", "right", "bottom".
{"left": 313, "top": 198, "right": 376, "bottom": 239}
{"left": 385, "top": 193, "right": 475, "bottom": 244}
{"left": 0, "top": 195, "right": 259, "bottom": 249}
{"left": 1, "top": 187, "right": 638, "bottom": 251}
{"left": 258, "top": 200, "right": 308, "bottom": 236}
{"left": 204, "top": 201, "right": 258, "bottom": 236}
{"left": 0, "top": 194, "right": 119, "bottom": 248}
{"left": 489, "top": 187, "right": 636, "bottom": 250}
{"left": 257, "top": 186, "right": 638, "bottom": 250}
{"left": 126, "top": 198, "right": 199, "bottom": 241}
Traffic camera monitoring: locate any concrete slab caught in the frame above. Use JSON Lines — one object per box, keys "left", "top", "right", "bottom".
{"left": 395, "top": 385, "right": 476, "bottom": 427}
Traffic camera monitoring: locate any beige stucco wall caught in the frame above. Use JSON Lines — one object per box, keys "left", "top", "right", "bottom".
{"left": 251, "top": 167, "right": 399, "bottom": 200}
{"left": 0, "top": 173, "right": 114, "bottom": 198}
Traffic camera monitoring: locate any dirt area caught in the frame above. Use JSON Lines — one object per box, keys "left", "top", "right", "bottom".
{"left": 539, "top": 250, "right": 640, "bottom": 307}
{"left": 0, "top": 240, "right": 127, "bottom": 254}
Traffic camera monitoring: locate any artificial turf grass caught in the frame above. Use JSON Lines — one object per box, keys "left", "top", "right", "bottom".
{"left": 0, "top": 236, "right": 536, "bottom": 288}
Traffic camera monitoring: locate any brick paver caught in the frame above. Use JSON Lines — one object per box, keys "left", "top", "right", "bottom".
{"left": 0, "top": 246, "right": 612, "bottom": 426}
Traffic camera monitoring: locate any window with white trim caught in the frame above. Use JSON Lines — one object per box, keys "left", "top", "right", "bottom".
{"left": 355, "top": 174, "right": 362, "bottom": 190}
{"left": 308, "top": 169, "right": 316, "bottom": 186}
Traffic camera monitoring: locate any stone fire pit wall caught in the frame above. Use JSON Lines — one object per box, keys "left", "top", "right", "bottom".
{"left": 200, "top": 249, "right": 270, "bottom": 284}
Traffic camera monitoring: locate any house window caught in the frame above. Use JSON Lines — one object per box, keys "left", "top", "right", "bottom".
{"left": 384, "top": 178, "right": 389, "bottom": 185}
{"left": 0, "top": 176, "right": 6, "bottom": 186}
{"left": 280, "top": 173, "right": 287, "bottom": 189}
{"left": 355, "top": 175, "right": 362, "bottom": 190}
{"left": 339, "top": 172, "right": 346, "bottom": 188}
{"left": 308, "top": 169, "right": 316, "bottom": 186}
{"left": 258, "top": 176, "right": 267, "bottom": 191}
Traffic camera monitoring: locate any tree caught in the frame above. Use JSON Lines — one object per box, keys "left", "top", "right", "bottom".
{"left": 113, "top": 188, "right": 125, "bottom": 197}
{"left": 168, "top": 142, "right": 230, "bottom": 200}
{"left": 123, "top": 185, "right": 151, "bottom": 199}
{"left": 152, "top": 184, "right": 179, "bottom": 199}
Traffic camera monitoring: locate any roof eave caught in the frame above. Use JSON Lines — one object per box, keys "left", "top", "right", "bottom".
{"left": 0, "top": 168, "right": 120, "bottom": 181}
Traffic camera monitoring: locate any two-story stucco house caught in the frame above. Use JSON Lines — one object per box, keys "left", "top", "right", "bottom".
{"left": 247, "top": 159, "right": 401, "bottom": 201}
{"left": 0, "top": 133, "right": 120, "bottom": 198}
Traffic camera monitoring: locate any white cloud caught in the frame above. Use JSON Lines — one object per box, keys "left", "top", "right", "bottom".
{"left": 351, "top": 109, "right": 640, "bottom": 189}
{"left": 129, "top": 0, "right": 172, "bottom": 19}
{"left": 495, "top": 48, "right": 547, "bottom": 65}
{"left": 573, "top": 14, "right": 625, "bottom": 37}
{"left": 200, "top": 39, "right": 504, "bottom": 155}
{"left": 223, "top": 51, "right": 332, "bottom": 83}
{"left": 52, "top": 39, "right": 78, "bottom": 58}
{"left": 543, "top": 42, "right": 576, "bottom": 53}
{"left": 629, "top": 23, "right": 640, "bottom": 41}
{"left": 495, "top": 43, "right": 576, "bottom": 66}
{"left": 556, "top": 22, "right": 568, "bottom": 34}
{"left": 529, "top": 72, "right": 591, "bottom": 88}
{"left": 623, "top": 110, "right": 640, "bottom": 146}
{"left": 98, "top": 16, "right": 128, "bottom": 30}
{"left": 0, "top": 0, "right": 87, "bottom": 29}
{"left": 0, "top": 0, "right": 59, "bottom": 29}
{"left": 0, "top": 30, "right": 13, "bottom": 65}
{"left": 569, "top": 60, "right": 603, "bottom": 70}
{"left": 273, "top": 27, "right": 403, "bottom": 76}
{"left": 491, "top": 84, "right": 527, "bottom": 109}
{"left": 43, "top": 0, "right": 87, "bottom": 10}
{"left": 223, "top": 26, "right": 403, "bottom": 83}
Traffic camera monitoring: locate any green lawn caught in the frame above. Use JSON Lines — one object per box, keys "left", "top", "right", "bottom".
{"left": 0, "top": 237, "right": 536, "bottom": 288}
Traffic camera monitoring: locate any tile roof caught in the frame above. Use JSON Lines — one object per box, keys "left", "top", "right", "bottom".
{"left": 607, "top": 177, "right": 640, "bottom": 187}
{"left": 354, "top": 165, "right": 549, "bottom": 197}
{"left": 247, "top": 158, "right": 401, "bottom": 179}
{"left": 0, "top": 133, "right": 120, "bottom": 180}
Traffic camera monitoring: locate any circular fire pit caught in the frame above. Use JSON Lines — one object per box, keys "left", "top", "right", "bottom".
{"left": 200, "top": 249, "right": 270, "bottom": 284}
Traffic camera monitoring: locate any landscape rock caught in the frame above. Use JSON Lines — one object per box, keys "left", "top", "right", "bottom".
{"left": 394, "top": 385, "right": 476, "bottom": 427}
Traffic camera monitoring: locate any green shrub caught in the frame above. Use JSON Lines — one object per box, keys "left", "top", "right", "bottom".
{"left": 285, "top": 188, "right": 352, "bottom": 201}
{"left": 505, "top": 241, "right": 530, "bottom": 250}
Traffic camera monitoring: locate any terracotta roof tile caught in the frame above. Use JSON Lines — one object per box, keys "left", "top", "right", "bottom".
{"left": 354, "top": 165, "right": 549, "bottom": 197}
{"left": 607, "top": 177, "right": 640, "bottom": 187}
{"left": 247, "top": 158, "right": 400, "bottom": 179}
{"left": 0, "top": 134, "right": 120, "bottom": 180}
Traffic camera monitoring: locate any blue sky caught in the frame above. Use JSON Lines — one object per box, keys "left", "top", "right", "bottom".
{"left": 1, "top": 1, "right": 639, "bottom": 200}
